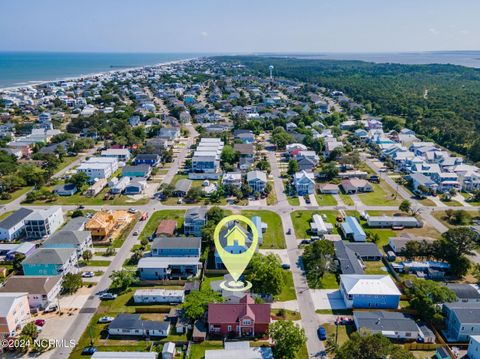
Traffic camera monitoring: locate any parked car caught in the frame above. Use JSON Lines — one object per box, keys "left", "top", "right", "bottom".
{"left": 133, "top": 231, "right": 139, "bottom": 236}
{"left": 99, "top": 293, "right": 117, "bottom": 300}
{"left": 82, "top": 271, "right": 95, "bottom": 278}
{"left": 34, "top": 319, "right": 46, "bottom": 327}
{"left": 44, "top": 303, "right": 58, "bottom": 313}
{"left": 98, "top": 316, "right": 114, "bottom": 323}
{"left": 300, "top": 240, "right": 311, "bottom": 245}
{"left": 304, "top": 195, "right": 311, "bottom": 204}
{"left": 128, "top": 207, "right": 138, "bottom": 214}
{"left": 81, "top": 346, "right": 97, "bottom": 355}
{"left": 318, "top": 326, "right": 327, "bottom": 340}
{"left": 286, "top": 228, "right": 291, "bottom": 235}
{"left": 281, "top": 263, "right": 291, "bottom": 270}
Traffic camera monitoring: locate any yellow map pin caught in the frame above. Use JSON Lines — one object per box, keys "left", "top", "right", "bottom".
{"left": 213, "top": 215, "right": 258, "bottom": 291}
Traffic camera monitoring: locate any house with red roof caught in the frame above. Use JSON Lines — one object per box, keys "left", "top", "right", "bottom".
{"left": 207, "top": 294, "right": 271, "bottom": 337}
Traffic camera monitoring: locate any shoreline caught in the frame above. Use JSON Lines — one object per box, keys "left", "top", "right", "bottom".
{"left": 0, "top": 57, "right": 200, "bottom": 92}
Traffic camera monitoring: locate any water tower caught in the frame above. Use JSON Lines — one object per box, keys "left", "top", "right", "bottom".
{"left": 269, "top": 65, "right": 274, "bottom": 81}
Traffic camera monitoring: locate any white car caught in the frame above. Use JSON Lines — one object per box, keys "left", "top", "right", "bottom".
{"left": 44, "top": 304, "right": 58, "bottom": 313}
{"left": 99, "top": 293, "right": 117, "bottom": 300}
{"left": 98, "top": 316, "right": 115, "bottom": 323}
{"left": 82, "top": 271, "right": 95, "bottom": 278}
{"left": 128, "top": 208, "right": 138, "bottom": 214}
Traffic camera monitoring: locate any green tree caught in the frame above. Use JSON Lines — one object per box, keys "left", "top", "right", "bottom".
{"left": 13, "top": 253, "right": 26, "bottom": 274}
{"left": 110, "top": 269, "right": 136, "bottom": 291}
{"left": 206, "top": 206, "right": 225, "bottom": 225}
{"left": 269, "top": 320, "right": 306, "bottom": 359}
{"left": 182, "top": 289, "right": 223, "bottom": 320}
{"left": 287, "top": 159, "right": 299, "bottom": 175}
{"left": 61, "top": 273, "right": 83, "bottom": 294}
{"left": 405, "top": 279, "right": 457, "bottom": 325}
{"left": 71, "top": 209, "right": 84, "bottom": 218}
{"left": 322, "top": 162, "right": 338, "bottom": 180}
{"left": 246, "top": 253, "right": 285, "bottom": 296}
{"left": 67, "top": 172, "right": 89, "bottom": 188}
{"left": 399, "top": 200, "right": 411, "bottom": 214}
{"left": 185, "top": 187, "right": 203, "bottom": 203}
{"left": 302, "top": 240, "right": 335, "bottom": 288}
{"left": 221, "top": 145, "right": 238, "bottom": 165}
{"left": 336, "top": 330, "right": 414, "bottom": 359}
{"left": 82, "top": 249, "right": 93, "bottom": 262}
{"left": 271, "top": 127, "right": 294, "bottom": 149}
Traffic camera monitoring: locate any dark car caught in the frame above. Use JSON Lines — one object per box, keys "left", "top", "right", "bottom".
{"left": 300, "top": 240, "right": 310, "bottom": 245}
{"left": 286, "top": 228, "right": 292, "bottom": 235}
{"left": 304, "top": 195, "right": 311, "bottom": 204}
{"left": 281, "top": 263, "right": 291, "bottom": 270}
{"left": 318, "top": 326, "right": 327, "bottom": 340}
{"left": 81, "top": 346, "right": 97, "bottom": 355}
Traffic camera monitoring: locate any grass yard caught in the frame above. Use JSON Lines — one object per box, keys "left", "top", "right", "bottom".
{"left": 271, "top": 308, "right": 301, "bottom": 320}
{"left": 201, "top": 275, "right": 224, "bottom": 291}
{"left": 81, "top": 260, "right": 111, "bottom": 267}
{"left": 363, "top": 261, "right": 389, "bottom": 275}
{"left": 290, "top": 210, "right": 340, "bottom": 239}
{"left": 138, "top": 209, "right": 186, "bottom": 242}
{"left": 55, "top": 155, "right": 79, "bottom": 172}
{"left": 266, "top": 181, "right": 277, "bottom": 205}
{"left": 188, "top": 341, "right": 224, "bottom": 359}
{"left": 112, "top": 214, "right": 140, "bottom": 248}
{"left": 440, "top": 199, "right": 463, "bottom": 207}
{"left": 241, "top": 210, "right": 286, "bottom": 249}
{"left": 296, "top": 344, "right": 309, "bottom": 359}
{"left": 0, "top": 186, "right": 32, "bottom": 204}
{"left": 432, "top": 210, "right": 474, "bottom": 229}
{"left": 315, "top": 193, "right": 337, "bottom": 206}
{"left": 287, "top": 196, "right": 300, "bottom": 206}
{"left": 461, "top": 192, "right": 480, "bottom": 206}
{"left": 275, "top": 271, "right": 297, "bottom": 301}
{"left": 339, "top": 193, "right": 354, "bottom": 206}
{"left": 323, "top": 323, "right": 355, "bottom": 346}
{"left": 317, "top": 272, "right": 339, "bottom": 289}
{"left": 357, "top": 182, "right": 402, "bottom": 206}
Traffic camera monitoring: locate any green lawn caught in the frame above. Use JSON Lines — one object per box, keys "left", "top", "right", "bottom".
{"left": 271, "top": 308, "right": 301, "bottom": 320}
{"left": 315, "top": 193, "right": 337, "bottom": 206}
{"left": 188, "top": 341, "right": 224, "bottom": 359}
{"left": 26, "top": 187, "right": 149, "bottom": 206}
{"left": 138, "top": 209, "right": 186, "bottom": 242}
{"left": 461, "top": 192, "right": 480, "bottom": 206}
{"left": 241, "top": 210, "right": 286, "bottom": 249}
{"left": 267, "top": 181, "right": 277, "bottom": 205}
{"left": 55, "top": 155, "right": 79, "bottom": 172}
{"left": 81, "top": 260, "right": 111, "bottom": 267}
{"left": 339, "top": 193, "right": 354, "bottom": 206}
{"left": 0, "top": 186, "right": 32, "bottom": 204}
{"left": 112, "top": 214, "right": 140, "bottom": 248}
{"left": 317, "top": 272, "right": 339, "bottom": 289}
{"left": 440, "top": 199, "right": 463, "bottom": 207}
{"left": 287, "top": 196, "right": 300, "bottom": 206}
{"left": 364, "top": 261, "right": 389, "bottom": 275}
{"left": 323, "top": 323, "right": 355, "bottom": 346}
{"left": 357, "top": 182, "right": 402, "bottom": 206}
{"left": 290, "top": 210, "right": 340, "bottom": 238}
{"left": 201, "top": 275, "right": 224, "bottom": 291}
{"left": 275, "top": 271, "right": 297, "bottom": 301}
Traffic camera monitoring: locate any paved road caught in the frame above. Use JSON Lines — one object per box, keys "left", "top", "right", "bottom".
{"left": 268, "top": 148, "right": 326, "bottom": 358}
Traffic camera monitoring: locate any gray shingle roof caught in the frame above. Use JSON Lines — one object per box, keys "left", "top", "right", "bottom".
{"left": 0, "top": 208, "right": 33, "bottom": 230}
{"left": 354, "top": 311, "right": 419, "bottom": 332}
{"left": 23, "top": 248, "right": 75, "bottom": 265}
{"left": 151, "top": 237, "right": 201, "bottom": 250}
{"left": 109, "top": 313, "right": 170, "bottom": 331}
{"left": 44, "top": 230, "right": 91, "bottom": 246}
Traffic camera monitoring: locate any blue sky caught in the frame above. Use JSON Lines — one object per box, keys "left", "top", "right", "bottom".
{"left": 1, "top": 0, "right": 479, "bottom": 53}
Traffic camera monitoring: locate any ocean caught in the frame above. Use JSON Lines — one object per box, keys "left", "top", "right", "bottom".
{"left": 2, "top": 51, "right": 480, "bottom": 89}
{"left": 0, "top": 52, "right": 208, "bottom": 89}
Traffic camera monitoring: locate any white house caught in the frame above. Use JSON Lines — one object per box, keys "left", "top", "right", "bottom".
{"left": 77, "top": 162, "right": 113, "bottom": 180}
{"left": 310, "top": 214, "right": 333, "bottom": 236}
{"left": 108, "top": 314, "right": 170, "bottom": 337}
{"left": 0, "top": 276, "right": 62, "bottom": 310}
{"left": 294, "top": 171, "right": 315, "bottom": 196}
{"left": 0, "top": 208, "right": 33, "bottom": 241}
{"left": 24, "top": 206, "right": 64, "bottom": 239}
{"left": 84, "top": 156, "right": 119, "bottom": 173}
{"left": 101, "top": 148, "right": 131, "bottom": 162}
{"left": 133, "top": 289, "right": 185, "bottom": 304}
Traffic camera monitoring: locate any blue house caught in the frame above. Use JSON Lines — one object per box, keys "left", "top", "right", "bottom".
{"left": 53, "top": 183, "right": 78, "bottom": 196}
{"left": 151, "top": 237, "right": 201, "bottom": 257}
{"left": 122, "top": 164, "right": 152, "bottom": 178}
{"left": 443, "top": 302, "right": 480, "bottom": 342}
{"left": 294, "top": 171, "right": 315, "bottom": 195}
{"left": 134, "top": 154, "right": 160, "bottom": 167}
{"left": 22, "top": 248, "right": 78, "bottom": 276}
{"left": 340, "top": 274, "right": 401, "bottom": 309}
{"left": 341, "top": 217, "right": 367, "bottom": 242}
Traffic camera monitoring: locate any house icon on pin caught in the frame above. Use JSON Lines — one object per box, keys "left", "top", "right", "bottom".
{"left": 225, "top": 225, "right": 248, "bottom": 247}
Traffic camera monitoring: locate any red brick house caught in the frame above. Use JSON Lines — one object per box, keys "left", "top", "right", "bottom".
{"left": 207, "top": 294, "right": 271, "bottom": 337}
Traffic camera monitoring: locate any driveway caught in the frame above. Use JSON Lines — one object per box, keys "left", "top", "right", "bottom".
{"left": 259, "top": 249, "right": 289, "bottom": 265}
{"left": 310, "top": 289, "right": 347, "bottom": 310}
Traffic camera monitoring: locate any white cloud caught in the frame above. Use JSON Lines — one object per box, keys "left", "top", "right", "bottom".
{"left": 200, "top": 31, "right": 208, "bottom": 37}
{"left": 428, "top": 28, "right": 440, "bottom": 35}
{"left": 459, "top": 29, "right": 470, "bottom": 35}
